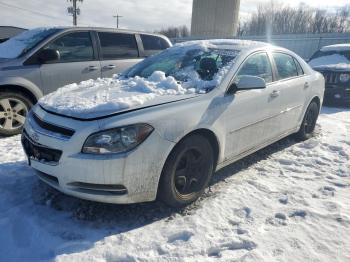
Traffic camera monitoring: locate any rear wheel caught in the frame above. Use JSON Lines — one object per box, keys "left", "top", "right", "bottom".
{"left": 158, "top": 135, "right": 214, "bottom": 208}
{"left": 0, "top": 92, "right": 33, "bottom": 136}
{"left": 295, "top": 101, "right": 319, "bottom": 140}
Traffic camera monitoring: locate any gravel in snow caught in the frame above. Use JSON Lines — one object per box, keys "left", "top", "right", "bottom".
{"left": 0, "top": 107, "right": 349, "bottom": 261}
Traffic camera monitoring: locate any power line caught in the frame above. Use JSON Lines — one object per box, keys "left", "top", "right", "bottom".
{"left": 0, "top": 1, "right": 67, "bottom": 22}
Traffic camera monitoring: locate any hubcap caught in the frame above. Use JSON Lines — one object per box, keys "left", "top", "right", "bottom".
{"left": 174, "top": 148, "right": 206, "bottom": 195}
{"left": 0, "top": 98, "right": 28, "bottom": 131}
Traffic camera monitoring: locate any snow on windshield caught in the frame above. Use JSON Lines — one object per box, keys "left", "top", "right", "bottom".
{"left": 40, "top": 41, "right": 241, "bottom": 117}
{"left": 0, "top": 28, "right": 60, "bottom": 59}
{"left": 309, "top": 50, "right": 350, "bottom": 69}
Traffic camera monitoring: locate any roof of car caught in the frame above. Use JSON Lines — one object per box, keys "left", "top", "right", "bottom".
{"left": 320, "top": 44, "right": 350, "bottom": 52}
{"left": 174, "top": 39, "right": 270, "bottom": 51}
{"left": 35, "top": 26, "right": 168, "bottom": 38}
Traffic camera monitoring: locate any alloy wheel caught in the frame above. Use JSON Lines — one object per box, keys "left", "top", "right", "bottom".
{"left": 0, "top": 98, "right": 28, "bottom": 131}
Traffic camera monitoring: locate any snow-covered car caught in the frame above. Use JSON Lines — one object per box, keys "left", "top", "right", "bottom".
{"left": 0, "top": 27, "right": 171, "bottom": 136}
{"left": 21, "top": 40, "right": 325, "bottom": 207}
{"left": 309, "top": 44, "right": 350, "bottom": 104}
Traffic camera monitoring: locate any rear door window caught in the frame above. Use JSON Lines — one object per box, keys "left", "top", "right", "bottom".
{"left": 44, "top": 31, "right": 94, "bottom": 62}
{"left": 272, "top": 53, "right": 298, "bottom": 80}
{"left": 293, "top": 58, "right": 304, "bottom": 76}
{"left": 141, "top": 35, "right": 169, "bottom": 51}
{"left": 98, "top": 32, "right": 139, "bottom": 59}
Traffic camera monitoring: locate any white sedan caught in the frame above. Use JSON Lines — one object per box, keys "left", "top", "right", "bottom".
{"left": 21, "top": 40, "right": 325, "bottom": 207}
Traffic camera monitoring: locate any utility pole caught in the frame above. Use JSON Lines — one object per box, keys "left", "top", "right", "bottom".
{"left": 67, "top": 0, "right": 83, "bottom": 26}
{"left": 113, "top": 12, "right": 123, "bottom": 28}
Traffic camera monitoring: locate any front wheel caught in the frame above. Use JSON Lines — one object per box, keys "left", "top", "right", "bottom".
{"left": 0, "top": 92, "right": 33, "bottom": 136}
{"left": 158, "top": 135, "right": 214, "bottom": 208}
{"left": 295, "top": 101, "right": 319, "bottom": 140}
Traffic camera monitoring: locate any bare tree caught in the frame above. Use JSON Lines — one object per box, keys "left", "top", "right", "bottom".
{"left": 156, "top": 25, "right": 190, "bottom": 38}
{"left": 241, "top": 1, "right": 350, "bottom": 35}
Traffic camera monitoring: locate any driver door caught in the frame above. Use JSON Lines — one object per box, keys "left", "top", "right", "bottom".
{"left": 223, "top": 52, "right": 281, "bottom": 160}
{"left": 39, "top": 31, "right": 101, "bottom": 95}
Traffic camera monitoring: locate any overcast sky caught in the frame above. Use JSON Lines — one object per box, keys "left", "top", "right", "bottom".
{"left": 1, "top": 0, "right": 349, "bottom": 32}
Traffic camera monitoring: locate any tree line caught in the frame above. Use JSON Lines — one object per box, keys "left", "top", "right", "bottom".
{"left": 156, "top": 25, "right": 190, "bottom": 38}
{"left": 240, "top": 2, "right": 350, "bottom": 36}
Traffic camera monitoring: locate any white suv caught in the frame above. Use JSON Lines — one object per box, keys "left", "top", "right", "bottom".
{"left": 22, "top": 40, "right": 325, "bottom": 207}
{"left": 0, "top": 27, "right": 171, "bottom": 135}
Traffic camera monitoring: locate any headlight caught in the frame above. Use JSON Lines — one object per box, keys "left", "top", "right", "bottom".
{"left": 82, "top": 124, "right": 154, "bottom": 154}
{"left": 339, "top": 73, "right": 350, "bottom": 83}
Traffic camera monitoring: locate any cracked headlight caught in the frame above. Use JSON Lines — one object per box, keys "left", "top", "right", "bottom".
{"left": 339, "top": 73, "right": 350, "bottom": 83}
{"left": 82, "top": 124, "right": 154, "bottom": 154}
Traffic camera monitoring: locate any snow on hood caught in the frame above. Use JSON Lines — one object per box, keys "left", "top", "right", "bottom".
{"left": 309, "top": 54, "right": 350, "bottom": 71}
{"left": 39, "top": 71, "right": 198, "bottom": 119}
{"left": 40, "top": 40, "right": 240, "bottom": 119}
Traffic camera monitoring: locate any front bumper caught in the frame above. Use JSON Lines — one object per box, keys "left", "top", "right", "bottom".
{"left": 22, "top": 106, "right": 175, "bottom": 204}
{"left": 324, "top": 85, "right": 350, "bottom": 103}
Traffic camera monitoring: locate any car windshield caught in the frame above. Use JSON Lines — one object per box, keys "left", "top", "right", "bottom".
{"left": 309, "top": 49, "right": 350, "bottom": 67}
{"left": 124, "top": 43, "right": 240, "bottom": 92}
{"left": 0, "top": 28, "right": 62, "bottom": 59}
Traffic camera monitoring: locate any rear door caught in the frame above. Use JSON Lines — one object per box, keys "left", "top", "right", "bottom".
{"left": 40, "top": 31, "right": 101, "bottom": 94}
{"left": 97, "top": 32, "right": 143, "bottom": 78}
{"left": 269, "top": 52, "right": 308, "bottom": 135}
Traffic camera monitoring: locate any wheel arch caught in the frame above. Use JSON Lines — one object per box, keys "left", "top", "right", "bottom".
{"left": 0, "top": 84, "right": 39, "bottom": 104}
{"left": 164, "top": 128, "right": 221, "bottom": 173}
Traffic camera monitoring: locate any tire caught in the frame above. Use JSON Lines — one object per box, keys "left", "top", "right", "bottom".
{"left": 0, "top": 92, "right": 33, "bottom": 136}
{"left": 295, "top": 101, "right": 319, "bottom": 141}
{"left": 157, "top": 134, "right": 214, "bottom": 208}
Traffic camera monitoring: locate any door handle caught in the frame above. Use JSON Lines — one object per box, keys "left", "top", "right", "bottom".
{"left": 270, "top": 90, "right": 280, "bottom": 98}
{"left": 87, "top": 65, "right": 98, "bottom": 71}
{"left": 304, "top": 82, "right": 310, "bottom": 89}
{"left": 103, "top": 65, "right": 116, "bottom": 70}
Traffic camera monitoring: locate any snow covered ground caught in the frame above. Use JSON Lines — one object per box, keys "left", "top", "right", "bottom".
{"left": 0, "top": 106, "right": 349, "bottom": 262}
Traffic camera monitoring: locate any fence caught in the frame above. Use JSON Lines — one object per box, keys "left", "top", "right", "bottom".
{"left": 172, "top": 33, "right": 350, "bottom": 59}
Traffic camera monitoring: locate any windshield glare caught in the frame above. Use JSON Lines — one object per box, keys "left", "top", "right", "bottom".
{"left": 0, "top": 28, "right": 61, "bottom": 59}
{"left": 125, "top": 45, "right": 239, "bottom": 92}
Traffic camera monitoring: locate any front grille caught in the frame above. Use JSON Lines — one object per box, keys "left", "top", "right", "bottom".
{"left": 33, "top": 113, "right": 75, "bottom": 138}
{"left": 322, "top": 72, "right": 338, "bottom": 85}
{"left": 21, "top": 131, "right": 62, "bottom": 164}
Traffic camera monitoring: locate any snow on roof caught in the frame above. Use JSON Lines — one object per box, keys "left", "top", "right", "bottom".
{"left": 0, "top": 27, "right": 61, "bottom": 59}
{"left": 320, "top": 44, "right": 350, "bottom": 52}
{"left": 175, "top": 39, "right": 269, "bottom": 51}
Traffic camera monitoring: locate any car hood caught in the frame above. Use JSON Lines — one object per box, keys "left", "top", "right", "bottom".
{"left": 39, "top": 72, "right": 199, "bottom": 120}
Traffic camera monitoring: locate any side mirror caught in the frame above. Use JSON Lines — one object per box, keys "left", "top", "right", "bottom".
{"left": 226, "top": 75, "right": 266, "bottom": 95}
{"left": 38, "top": 48, "right": 60, "bottom": 63}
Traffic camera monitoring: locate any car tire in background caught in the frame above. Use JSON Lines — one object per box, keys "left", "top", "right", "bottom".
{"left": 158, "top": 134, "right": 214, "bottom": 208}
{"left": 0, "top": 92, "right": 32, "bottom": 136}
{"left": 295, "top": 101, "right": 320, "bottom": 141}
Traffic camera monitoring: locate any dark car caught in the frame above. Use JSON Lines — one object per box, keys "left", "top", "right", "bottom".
{"left": 309, "top": 44, "right": 350, "bottom": 104}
